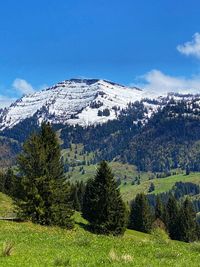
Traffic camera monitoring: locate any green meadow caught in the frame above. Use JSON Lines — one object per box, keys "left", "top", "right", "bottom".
{"left": 0, "top": 213, "right": 200, "bottom": 267}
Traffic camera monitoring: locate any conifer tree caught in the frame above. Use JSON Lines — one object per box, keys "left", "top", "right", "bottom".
{"left": 82, "top": 161, "right": 127, "bottom": 235}
{"left": 155, "top": 195, "right": 164, "bottom": 221}
{"left": 4, "top": 168, "right": 14, "bottom": 195}
{"left": 17, "top": 122, "right": 74, "bottom": 227}
{"left": 179, "top": 198, "right": 198, "bottom": 242}
{"left": 166, "top": 195, "right": 180, "bottom": 240}
{"left": 129, "top": 193, "right": 153, "bottom": 233}
{"left": 71, "top": 185, "right": 81, "bottom": 211}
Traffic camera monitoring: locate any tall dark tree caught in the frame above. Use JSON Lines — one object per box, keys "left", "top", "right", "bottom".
{"left": 17, "top": 122, "right": 74, "bottom": 227}
{"left": 166, "top": 195, "right": 180, "bottom": 240}
{"left": 3, "top": 168, "right": 23, "bottom": 199}
{"left": 4, "top": 168, "right": 14, "bottom": 195}
{"left": 179, "top": 198, "right": 198, "bottom": 242}
{"left": 148, "top": 182, "right": 155, "bottom": 193}
{"left": 129, "top": 193, "right": 153, "bottom": 233}
{"left": 155, "top": 195, "right": 164, "bottom": 221}
{"left": 82, "top": 161, "right": 127, "bottom": 235}
{"left": 71, "top": 185, "right": 81, "bottom": 211}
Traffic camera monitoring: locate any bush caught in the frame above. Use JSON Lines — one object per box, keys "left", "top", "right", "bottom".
{"left": 151, "top": 228, "right": 170, "bottom": 244}
{"left": 2, "top": 241, "right": 14, "bottom": 257}
{"left": 53, "top": 257, "right": 71, "bottom": 266}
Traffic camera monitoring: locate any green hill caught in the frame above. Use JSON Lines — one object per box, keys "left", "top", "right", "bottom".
{"left": 120, "top": 172, "right": 200, "bottom": 201}
{"left": 0, "top": 213, "right": 200, "bottom": 267}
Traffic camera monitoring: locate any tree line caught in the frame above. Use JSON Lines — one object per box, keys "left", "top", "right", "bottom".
{"left": 129, "top": 193, "right": 199, "bottom": 242}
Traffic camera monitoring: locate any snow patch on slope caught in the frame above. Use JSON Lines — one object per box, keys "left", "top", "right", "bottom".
{"left": 0, "top": 79, "right": 146, "bottom": 130}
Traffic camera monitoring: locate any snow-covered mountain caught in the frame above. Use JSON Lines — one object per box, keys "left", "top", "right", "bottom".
{"left": 1, "top": 78, "right": 199, "bottom": 131}
{"left": 0, "top": 79, "right": 148, "bottom": 130}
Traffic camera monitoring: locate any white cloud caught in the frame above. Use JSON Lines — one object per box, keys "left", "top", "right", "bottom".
{"left": 0, "top": 79, "right": 48, "bottom": 109}
{"left": 0, "top": 95, "right": 17, "bottom": 109}
{"left": 133, "top": 69, "right": 200, "bottom": 96}
{"left": 177, "top": 33, "right": 200, "bottom": 59}
{"left": 12, "top": 78, "right": 35, "bottom": 95}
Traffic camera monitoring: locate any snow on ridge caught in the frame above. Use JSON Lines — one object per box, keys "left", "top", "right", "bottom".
{"left": 0, "top": 78, "right": 198, "bottom": 130}
{"left": 0, "top": 79, "right": 145, "bottom": 130}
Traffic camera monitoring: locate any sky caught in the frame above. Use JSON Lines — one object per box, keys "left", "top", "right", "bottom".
{"left": 1, "top": 0, "right": 200, "bottom": 107}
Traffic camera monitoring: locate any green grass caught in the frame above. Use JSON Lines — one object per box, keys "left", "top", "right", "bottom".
{"left": 0, "top": 213, "right": 200, "bottom": 266}
{"left": 0, "top": 192, "right": 13, "bottom": 217}
{"left": 61, "top": 143, "right": 151, "bottom": 184}
{"left": 120, "top": 172, "right": 200, "bottom": 202}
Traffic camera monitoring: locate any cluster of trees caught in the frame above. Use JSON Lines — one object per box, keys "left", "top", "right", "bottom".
{"left": 97, "top": 108, "right": 110, "bottom": 117}
{"left": 70, "top": 181, "right": 85, "bottom": 212}
{"left": 126, "top": 101, "right": 200, "bottom": 172}
{"left": 0, "top": 168, "right": 22, "bottom": 198}
{"left": 0, "top": 123, "right": 127, "bottom": 235}
{"left": 129, "top": 193, "right": 199, "bottom": 242}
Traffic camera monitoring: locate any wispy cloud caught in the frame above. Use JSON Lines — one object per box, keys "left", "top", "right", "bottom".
{"left": 133, "top": 69, "right": 200, "bottom": 95}
{"left": 177, "top": 32, "right": 200, "bottom": 59}
{"left": 0, "top": 95, "right": 17, "bottom": 109}
{"left": 0, "top": 79, "right": 48, "bottom": 109}
{"left": 12, "top": 78, "right": 35, "bottom": 95}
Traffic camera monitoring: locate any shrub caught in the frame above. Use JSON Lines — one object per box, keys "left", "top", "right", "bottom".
{"left": 2, "top": 241, "right": 14, "bottom": 257}
{"left": 151, "top": 228, "right": 170, "bottom": 244}
{"left": 53, "top": 257, "right": 71, "bottom": 266}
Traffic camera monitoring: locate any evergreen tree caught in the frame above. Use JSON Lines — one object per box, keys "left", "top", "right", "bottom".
{"left": 82, "top": 161, "right": 127, "bottom": 235}
{"left": 166, "top": 195, "right": 180, "bottom": 240}
{"left": 77, "top": 181, "right": 85, "bottom": 210}
{"left": 155, "top": 195, "right": 164, "bottom": 221}
{"left": 148, "top": 182, "right": 155, "bottom": 193}
{"left": 17, "top": 122, "right": 74, "bottom": 227}
{"left": 4, "top": 168, "right": 14, "bottom": 195}
{"left": 129, "top": 193, "right": 153, "bottom": 233}
{"left": 71, "top": 185, "right": 81, "bottom": 211}
{"left": 179, "top": 198, "right": 198, "bottom": 242}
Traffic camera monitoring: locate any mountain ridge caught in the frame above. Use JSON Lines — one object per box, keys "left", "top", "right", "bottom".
{"left": 0, "top": 78, "right": 146, "bottom": 130}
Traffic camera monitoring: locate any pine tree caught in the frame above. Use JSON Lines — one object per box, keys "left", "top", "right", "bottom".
{"left": 148, "top": 182, "right": 155, "bottom": 193}
{"left": 166, "top": 195, "right": 180, "bottom": 240}
{"left": 155, "top": 195, "right": 164, "bottom": 221}
{"left": 4, "top": 168, "right": 14, "bottom": 195}
{"left": 179, "top": 198, "right": 198, "bottom": 242}
{"left": 71, "top": 185, "right": 81, "bottom": 211}
{"left": 17, "top": 122, "right": 74, "bottom": 227}
{"left": 129, "top": 193, "right": 153, "bottom": 233}
{"left": 82, "top": 161, "right": 127, "bottom": 235}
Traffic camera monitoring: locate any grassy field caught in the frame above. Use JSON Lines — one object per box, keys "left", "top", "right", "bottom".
{"left": 0, "top": 213, "right": 200, "bottom": 266}
{"left": 120, "top": 172, "right": 200, "bottom": 201}
{"left": 61, "top": 143, "right": 151, "bottom": 184}
{"left": 61, "top": 143, "right": 200, "bottom": 202}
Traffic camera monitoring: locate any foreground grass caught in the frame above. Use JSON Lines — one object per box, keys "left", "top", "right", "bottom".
{"left": 0, "top": 214, "right": 200, "bottom": 266}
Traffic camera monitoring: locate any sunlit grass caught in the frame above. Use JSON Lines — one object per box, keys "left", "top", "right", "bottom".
{"left": 0, "top": 212, "right": 200, "bottom": 266}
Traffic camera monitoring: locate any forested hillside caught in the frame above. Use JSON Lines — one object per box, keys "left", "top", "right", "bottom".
{"left": 2, "top": 99, "right": 200, "bottom": 174}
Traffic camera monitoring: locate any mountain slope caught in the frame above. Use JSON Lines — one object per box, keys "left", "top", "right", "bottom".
{"left": 0, "top": 79, "right": 145, "bottom": 130}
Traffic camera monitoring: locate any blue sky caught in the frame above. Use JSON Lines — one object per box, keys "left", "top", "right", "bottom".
{"left": 1, "top": 0, "right": 200, "bottom": 107}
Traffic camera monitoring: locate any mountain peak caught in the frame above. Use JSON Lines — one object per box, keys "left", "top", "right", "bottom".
{"left": 0, "top": 78, "right": 145, "bottom": 130}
